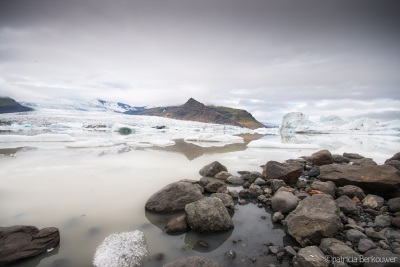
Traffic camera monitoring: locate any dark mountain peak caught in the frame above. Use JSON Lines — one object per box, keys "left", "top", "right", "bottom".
{"left": 0, "top": 97, "right": 33, "bottom": 114}
{"left": 183, "top": 98, "right": 204, "bottom": 107}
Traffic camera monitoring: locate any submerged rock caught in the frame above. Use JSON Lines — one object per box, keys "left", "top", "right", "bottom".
{"left": 145, "top": 182, "right": 203, "bottom": 213}
{"left": 165, "top": 215, "right": 189, "bottom": 234}
{"left": 0, "top": 225, "right": 60, "bottom": 265}
{"left": 93, "top": 230, "right": 148, "bottom": 267}
{"left": 163, "top": 256, "right": 221, "bottom": 267}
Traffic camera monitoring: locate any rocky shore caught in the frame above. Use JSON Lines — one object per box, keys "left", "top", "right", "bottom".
{"left": 143, "top": 150, "right": 400, "bottom": 267}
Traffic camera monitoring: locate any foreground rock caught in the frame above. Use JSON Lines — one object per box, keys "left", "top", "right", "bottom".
{"left": 285, "top": 194, "right": 343, "bottom": 247}
{"left": 93, "top": 230, "right": 148, "bottom": 267}
{"left": 363, "top": 249, "right": 400, "bottom": 267}
{"left": 185, "top": 197, "right": 234, "bottom": 233}
{"left": 0, "top": 225, "right": 60, "bottom": 265}
{"left": 165, "top": 215, "right": 189, "bottom": 234}
{"left": 319, "top": 164, "right": 400, "bottom": 196}
{"left": 145, "top": 182, "right": 203, "bottom": 213}
{"left": 292, "top": 246, "right": 328, "bottom": 267}
{"left": 199, "top": 161, "right": 227, "bottom": 177}
{"left": 271, "top": 191, "right": 299, "bottom": 214}
{"left": 264, "top": 160, "right": 303, "bottom": 184}
{"left": 163, "top": 256, "right": 221, "bottom": 267}
{"left": 309, "top": 149, "right": 334, "bottom": 166}
{"left": 319, "top": 238, "right": 360, "bottom": 266}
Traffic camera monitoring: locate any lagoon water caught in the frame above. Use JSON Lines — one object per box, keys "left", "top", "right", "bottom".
{"left": 1, "top": 111, "right": 400, "bottom": 266}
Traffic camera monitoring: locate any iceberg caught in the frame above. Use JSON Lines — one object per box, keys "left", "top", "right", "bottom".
{"left": 184, "top": 133, "right": 244, "bottom": 143}
{"left": 247, "top": 140, "right": 319, "bottom": 149}
{"left": 93, "top": 230, "right": 148, "bottom": 267}
{"left": 0, "top": 134, "right": 75, "bottom": 142}
{"left": 65, "top": 138, "right": 115, "bottom": 148}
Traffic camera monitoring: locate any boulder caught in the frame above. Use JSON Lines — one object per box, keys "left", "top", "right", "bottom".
{"left": 238, "top": 188, "right": 264, "bottom": 199}
{"left": 165, "top": 215, "right": 189, "bottom": 234}
{"left": 362, "top": 194, "right": 384, "bottom": 210}
{"left": 272, "top": 211, "right": 285, "bottom": 223}
{"left": 199, "top": 161, "right": 227, "bottom": 177}
{"left": 388, "top": 197, "right": 400, "bottom": 213}
{"left": 352, "top": 158, "right": 377, "bottom": 166}
{"left": 375, "top": 215, "right": 391, "bottom": 228}
{"left": 254, "top": 177, "right": 266, "bottom": 186}
{"left": 385, "top": 160, "right": 400, "bottom": 171}
{"left": 319, "top": 238, "right": 360, "bottom": 265}
{"left": 215, "top": 171, "right": 232, "bottom": 180}
{"left": 332, "top": 154, "right": 350, "bottom": 164}
{"left": 93, "top": 230, "right": 148, "bottom": 267}
{"left": 292, "top": 246, "right": 328, "bottom": 267}
{"left": 226, "top": 176, "right": 244, "bottom": 185}
{"left": 308, "top": 166, "right": 321, "bottom": 178}
{"left": 337, "top": 185, "right": 366, "bottom": 200}
{"left": 319, "top": 164, "right": 400, "bottom": 196}
{"left": 309, "top": 149, "right": 333, "bottom": 166}
{"left": 285, "top": 194, "right": 343, "bottom": 247}
{"left": 265, "top": 160, "right": 303, "bottom": 184}
{"left": 336, "top": 195, "right": 358, "bottom": 215}
{"left": 204, "top": 181, "right": 225, "bottom": 193}
{"left": 145, "top": 182, "right": 203, "bottom": 213}
{"left": 310, "top": 181, "right": 337, "bottom": 198}
{"left": 357, "top": 238, "right": 377, "bottom": 253}
{"left": 345, "top": 229, "right": 367, "bottom": 243}
{"left": 387, "top": 152, "right": 400, "bottom": 162}
{"left": 271, "top": 191, "right": 300, "bottom": 214}
{"left": 210, "top": 193, "right": 234, "bottom": 209}
{"left": 343, "top": 153, "right": 364, "bottom": 159}
{"left": 0, "top": 225, "right": 60, "bottom": 265}
{"left": 363, "top": 249, "right": 400, "bottom": 267}
{"left": 163, "top": 256, "right": 221, "bottom": 267}
{"left": 185, "top": 197, "right": 234, "bottom": 233}
{"left": 271, "top": 179, "right": 287, "bottom": 193}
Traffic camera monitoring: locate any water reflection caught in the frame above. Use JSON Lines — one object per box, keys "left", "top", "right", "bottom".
{"left": 184, "top": 229, "right": 233, "bottom": 252}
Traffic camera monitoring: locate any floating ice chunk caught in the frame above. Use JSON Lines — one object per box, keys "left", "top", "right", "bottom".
{"left": 247, "top": 140, "right": 319, "bottom": 149}
{"left": 184, "top": 133, "right": 244, "bottom": 143}
{"left": 149, "top": 139, "right": 175, "bottom": 147}
{"left": 93, "top": 230, "right": 148, "bottom": 267}
{"left": 0, "top": 134, "right": 76, "bottom": 142}
{"left": 65, "top": 138, "right": 115, "bottom": 148}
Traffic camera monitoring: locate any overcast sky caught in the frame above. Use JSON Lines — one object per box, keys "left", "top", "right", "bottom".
{"left": 0, "top": 0, "right": 399, "bottom": 123}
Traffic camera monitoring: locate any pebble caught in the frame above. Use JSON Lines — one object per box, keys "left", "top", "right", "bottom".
{"left": 225, "top": 250, "right": 236, "bottom": 259}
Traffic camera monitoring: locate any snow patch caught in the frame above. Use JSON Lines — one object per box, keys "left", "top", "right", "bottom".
{"left": 0, "top": 134, "right": 75, "bottom": 142}
{"left": 65, "top": 138, "right": 115, "bottom": 148}
{"left": 247, "top": 140, "right": 319, "bottom": 149}
{"left": 93, "top": 230, "right": 148, "bottom": 267}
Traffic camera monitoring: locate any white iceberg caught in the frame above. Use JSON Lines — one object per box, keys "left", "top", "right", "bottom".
{"left": 149, "top": 139, "right": 175, "bottom": 147}
{"left": 93, "top": 230, "right": 148, "bottom": 267}
{"left": 184, "top": 133, "right": 244, "bottom": 143}
{"left": 0, "top": 134, "right": 75, "bottom": 142}
{"left": 247, "top": 140, "right": 319, "bottom": 149}
{"left": 65, "top": 138, "right": 115, "bottom": 148}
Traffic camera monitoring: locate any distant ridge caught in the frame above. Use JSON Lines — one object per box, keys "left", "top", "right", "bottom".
{"left": 0, "top": 97, "right": 33, "bottom": 114}
{"left": 126, "top": 98, "right": 265, "bottom": 129}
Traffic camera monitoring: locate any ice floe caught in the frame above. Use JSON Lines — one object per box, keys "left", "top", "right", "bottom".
{"left": 0, "top": 134, "right": 75, "bottom": 142}
{"left": 65, "top": 138, "right": 115, "bottom": 148}
{"left": 149, "top": 139, "right": 175, "bottom": 147}
{"left": 184, "top": 133, "right": 244, "bottom": 143}
{"left": 247, "top": 140, "right": 319, "bottom": 149}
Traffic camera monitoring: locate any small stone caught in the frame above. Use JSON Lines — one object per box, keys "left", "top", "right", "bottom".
{"left": 272, "top": 211, "right": 285, "bottom": 223}
{"left": 261, "top": 216, "right": 267, "bottom": 220}
{"left": 284, "top": 246, "right": 297, "bottom": 257}
{"left": 254, "top": 177, "right": 266, "bottom": 186}
{"left": 239, "top": 199, "right": 246, "bottom": 205}
{"left": 346, "top": 229, "right": 368, "bottom": 243}
{"left": 225, "top": 250, "right": 236, "bottom": 259}
{"left": 197, "top": 240, "right": 209, "bottom": 248}
{"left": 362, "top": 194, "right": 384, "bottom": 210}
{"left": 357, "top": 238, "right": 377, "bottom": 253}
{"left": 269, "top": 246, "right": 279, "bottom": 254}
{"left": 378, "top": 240, "right": 390, "bottom": 249}
{"left": 375, "top": 215, "right": 392, "bottom": 228}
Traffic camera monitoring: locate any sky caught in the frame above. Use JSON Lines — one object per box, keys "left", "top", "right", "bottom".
{"left": 0, "top": 0, "right": 399, "bottom": 123}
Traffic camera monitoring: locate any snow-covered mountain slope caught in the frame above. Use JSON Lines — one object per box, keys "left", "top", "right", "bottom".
{"left": 280, "top": 112, "right": 400, "bottom": 135}
{"left": 97, "top": 99, "right": 146, "bottom": 113}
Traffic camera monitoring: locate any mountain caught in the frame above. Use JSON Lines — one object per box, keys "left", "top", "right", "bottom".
{"left": 126, "top": 98, "right": 265, "bottom": 129}
{"left": 98, "top": 99, "right": 146, "bottom": 113}
{"left": 0, "top": 97, "right": 33, "bottom": 114}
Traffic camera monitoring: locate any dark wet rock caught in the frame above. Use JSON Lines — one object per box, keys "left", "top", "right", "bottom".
{"left": 285, "top": 194, "right": 343, "bottom": 247}
{"left": 215, "top": 171, "right": 232, "bottom": 180}
{"left": 357, "top": 238, "right": 377, "bottom": 253}
{"left": 292, "top": 246, "right": 328, "bottom": 267}
{"left": 165, "top": 215, "right": 189, "bottom": 234}
{"left": 363, "top": 249, "right": 400, "bottom": 267}
{"left": 310, "top": 181, "right": 337, "bottom": 198}
{"left": 199, "top": 161, "right": 227, "bottom": 177}
{"left": 239, "top": 188, "right": 264, "bottom": 199}
{"left": 228, "top": 190, "right": 239, "bottom": 199}
{"left": 199, "top": 177, "right": 210, "bottom": 187}
{"left": 375, "top": 215, "right": 392, "bottom": 228}
{"left": 210, "top": 193, "right": 234, "bottom": 210}
{"left": 392, "top": 217, "right": 400, "bottom": 228}
{"left": 362, "top": 194, "right": 385, "bottom": 210}
{"left": 271, "top": 191, "right": 299, "bottom": 214}
{"left": 265, "top": 160, "right": 303, "bottom": 184}
{"left": 383, "top": 228, "right": 400, "bottom": 240}
{"left": 0, "top": 225, "right": 60, "bottom": 265}
{"left": 238, "top": 170, "right": 250, "bottom": 175}
{"left": 336, "top": 195, "right": 358, "bottom": 215}
{"left": 385, "top": 160, "right": 400, "bottom": 171}
{"left": 271, "top": 179, "right": 287, "bottom": 193}
{"left": 346, "top": 229, "right": 367, "bottom": 243}
{"left": 272, "top": 211, "right": 285, "bottom": 223}
{"left": 254, "top": 177, "right": 266, "bottom": 186}
{"left": 337, "top": 185, "right": 366, "bottom": 200}
{"left": 388, "top": 197, "right": 400, "bottom": 213}
{"left": 226, "top": 176, "right": 244, "bottom": 185}
{"left": 365, "top": 228, "right": 387, "bottom": 241}
{"left": 319, "top": 238, "right": 360, "bottom": 265}
{"left": 216, "top": 185, "right": 228, "bottom": 194}
{"left": 197, "top": 240, "right": 209, "bottom": 248}
{"left": 285, "top": 246, "right": 297, "bottom": 257}
{"left": 204, "top": 181, "right": 225, "bottom": 193}
{"left": 185, "top": 197, "right": 233, "bottom": 233}
{"left": 308, "top": 166, "right": 321, "bottom": 178}
{"left": 310, "top": 149, "right": 334, "bottom": 166}
{"left": 163, "top": 256, "right": 222, "bottom": 267}
{"left": 333, "top": 154, "right": 351, "bottom": 164}
{"left": 319, "top": 164, "right": 400, "bottom": 196}
{"left": 145, "top": 182, "right": 204, "bottom": 213}
{"left": 343, "top": 153, "right": 365, "bottom": 159}
{"left": 352, "top": 158, "right": 377, "bottom": 166}
{"left": 386, "top": 152, "right": 400, "bottom": 162}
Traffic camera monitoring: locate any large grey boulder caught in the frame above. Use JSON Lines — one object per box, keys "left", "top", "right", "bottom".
{"left": 336, "top": 195, "right": 358, "bottom": 215}
{"left": 199, "top": 161, "right": 227, "bottom": 177}
{"left": 292, "top": 246, "right": 328, "bottom": 267}
{"left": 0, "top": 225, "right": 60, "bottom": 265}
{"left": 225, "top": 176, "right": 244, "bottom": 185}
{"left": 388, "top": 197, "right": 400, "bottom": 213}
{"left": 337, "top": 185, "right": 366, "bottom": 200}
{"left": 310, "top": 181, "right": 337, "bottom": 198}
{"left": 163, "top": 256, "right": 222, "bottom": 267}
{"left": 319, "top": 164, "right": 400, "bottom": 196}
{"left": 309, "top": 149, "right": 334, "bottom": 166}
{"left": 285, "top": 194, "right": 343, "bottom": 247}
{"left": 210, "top": 193, "right": 234, "bottom": 210}
{"left": 271, "top": 191, "right": 300, "bottom": 214}
{"left": 264, "top": 160, "right": 303, "bottom": 184}
{"left": 363, "top": 249, "right": 400, "bottom": 267}
{"left": 319, "top": 238, "right": 360, "bottom": 266}
{"left": 145, "top": 182, "right": 203, "bottom": 213}
{"left": 93, "top": 230, "right": 148, "bottom": 267}
{"left": 204, "top": 181, "right": 225, "bottom": 193}
{"left": 185, "top": 197, "right": 234, "bottom": 233}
